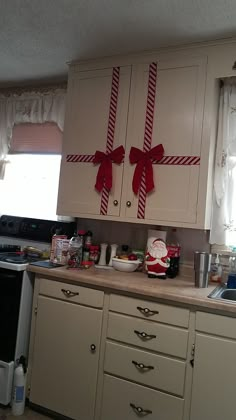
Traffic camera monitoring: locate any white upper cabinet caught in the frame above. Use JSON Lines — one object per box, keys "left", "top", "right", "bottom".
{"left": 121, "top": 57, "right": 206, "bottom": 224}
{"left": 57, "top": 66, "right": 131, "bottom": 217}
{"left": 57, "top": 44, "right": 229, "bottom": 227}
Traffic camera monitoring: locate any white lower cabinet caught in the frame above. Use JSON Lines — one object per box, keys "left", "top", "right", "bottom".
{"left": 99, "top": 294, "right": 190, "bottom": 420}
{"left": 101, "top": 374, "right": 184, "bottom": 420}
{"left": 190, "top": 312, "right": 236, "bottom": 420}
{"left": 29, "top": 282, "right": 236, "bottom": 420}
{"left": 30, "top": 293, "right": 103, "bottom": 420}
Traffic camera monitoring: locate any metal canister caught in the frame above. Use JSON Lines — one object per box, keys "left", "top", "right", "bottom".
{"left": 194, "top": 251, "right": 212, "bottom": 288}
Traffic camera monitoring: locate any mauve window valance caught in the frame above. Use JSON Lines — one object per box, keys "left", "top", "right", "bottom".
{"left": 10, "top": 122, "right": 62, "bottom": 154}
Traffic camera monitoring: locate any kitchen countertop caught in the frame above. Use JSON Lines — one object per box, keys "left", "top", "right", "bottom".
{"left": 27, "top": 264, "right": 236, "bottom": 316}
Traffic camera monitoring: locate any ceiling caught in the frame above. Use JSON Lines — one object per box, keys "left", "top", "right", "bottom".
{"left": 1, "top": 0, "right": 236, "bottom": 86}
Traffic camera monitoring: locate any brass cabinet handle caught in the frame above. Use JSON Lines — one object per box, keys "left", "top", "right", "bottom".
{"left": 90, "top": 344, "right": 96, "bottom": 352}
{"left": 113, "top": 200, "right": 119, "bottom": 206}
{"left": 137, "top": 306, "right": 159, "bottom": 316}
{"left": 132, "top": 360, "right": 154, "bottom": 371}
{"left": 134, "top": 330, "right": 156, "bottom": 340}
{"left": 126, "top": 201, "right": 131, "bottom": 207}
{"left": 130, "top": 403, "right": 152, "bottom": 415}
{"left": 61, "top": 288, "right": 79, "bottom": 298}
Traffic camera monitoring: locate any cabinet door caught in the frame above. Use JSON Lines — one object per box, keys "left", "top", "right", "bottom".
{"left": 30, "top": 296, "right": 103, "bottom": 420}
{"left": 190, "top": 333, "right": 236, "bottom": 420}
{"left": 57, "top": 66, "right": 131, "bottom": 217}
{"left": 122, "top": 57, "right": 206, "bottom": 223}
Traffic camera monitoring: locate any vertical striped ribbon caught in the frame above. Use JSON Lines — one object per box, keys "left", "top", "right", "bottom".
{"left": 137, "top": 62, "right": 157, "bottom": 219}
{"left": 100, "top": 67, "right": 120, "bottom": 215}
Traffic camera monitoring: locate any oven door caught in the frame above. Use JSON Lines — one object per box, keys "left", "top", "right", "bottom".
{"left": 0, "top": 267, "right": 23, "bottom": 405}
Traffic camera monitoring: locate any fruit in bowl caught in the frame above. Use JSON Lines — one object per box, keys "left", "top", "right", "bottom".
{"left": 128, "top": 253, "right": 138, "bottom": 261}
{"left": 112, "top": 257, "right": 140, "bottom": 272}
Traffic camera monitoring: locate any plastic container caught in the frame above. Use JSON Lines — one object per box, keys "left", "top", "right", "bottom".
{"left": 68, "top": 232, "right": 83, "bottom": 268}
{"left": 50, "top": 229, "right": 67, "bottom": 262}
{"left": 210, "top": 254, "right": 223, "bottom": 283}
{"left": 11, "top": 356, "right": 27, "bottom": 416}
{"left": 229, "top": 256, "right": 236, "bottom": 273}
{"left": 89, "top": 245, "right": 100, "bottom": 263}
{"left": 227, "top": 273, "right": 236, "bottom": 288}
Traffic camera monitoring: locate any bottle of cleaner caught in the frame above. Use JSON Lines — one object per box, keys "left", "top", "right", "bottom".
{"left": 210, "top": 254, "right": 223, "bottom": 283}
{"left": 11, "top": 356, "right": 27, "bottom": 416}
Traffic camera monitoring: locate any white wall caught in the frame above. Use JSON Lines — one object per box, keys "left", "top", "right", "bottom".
{"left": 77, "top": 219, "right": 210, "bottom": 265}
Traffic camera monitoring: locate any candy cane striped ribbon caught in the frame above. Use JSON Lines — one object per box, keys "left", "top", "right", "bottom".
{"left": 138, "top": 62, "right": 157, "bottom": 219}
{"left": 66, "top": 154, "right": 201, "bottom": 165}
{"left": 100, "top": 67, "right": 120, "bottom": 215}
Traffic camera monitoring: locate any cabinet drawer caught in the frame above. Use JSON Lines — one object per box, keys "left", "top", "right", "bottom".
{"left": 101, "top": 374, "right": 184, "bottom": 420}
{"left": 39, "top": 278, "right": 104, "bottom": 308}
{"left": 104, "top": 342, "right": 186, "bottom": 396}
{"left": 196, "top": 312, "right": 236, "bottom": 339}
{"left": 110, "top": 294, "right": 189, "bottom": 327}
{"left": 107, "top": 312, "right": 189, "bottom": 358}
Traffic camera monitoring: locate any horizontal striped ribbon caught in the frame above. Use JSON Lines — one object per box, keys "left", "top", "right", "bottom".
{"left": 66, "top": 154, "right": 200, "bottom": 165}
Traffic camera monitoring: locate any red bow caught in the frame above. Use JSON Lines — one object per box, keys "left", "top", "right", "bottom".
{"left": 129, "top": 144, "right": 164, "bottom": 194}
{"left": 93, "top": 145, "right": 125, "bottom": 192}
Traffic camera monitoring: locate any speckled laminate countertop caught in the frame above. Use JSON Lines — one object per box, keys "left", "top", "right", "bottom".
{"left": 27, "top": 264, "right": 236, "bottom": 316}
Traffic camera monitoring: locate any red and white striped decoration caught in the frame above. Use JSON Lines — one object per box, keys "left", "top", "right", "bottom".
{"left": 66, "top": 154, "right": 94, "bottom": 162}
{"left": 153, "top": 156, "right": 200, "bottom": 165}
{"left": 100, "top": 67, "right": 120, "bottom": 215}
{"left": 138, "top": 62, "right": 157, "bottom": 219}
{"left": 66, "top": 154, "right": 200, "bottom": 165}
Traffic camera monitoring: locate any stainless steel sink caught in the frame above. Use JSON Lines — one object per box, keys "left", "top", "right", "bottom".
{"left": 208, "top": 285, "right": 236, "bottom": 302}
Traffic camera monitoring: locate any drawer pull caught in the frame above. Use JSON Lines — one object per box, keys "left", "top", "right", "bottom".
{"left": 61, "top": 288, "right": 79, "bottom": 298}
{"left": 130, "top": 403, "right": 152, "bottom": 415}
{"left": 137, "top": 306, "right": 159, "bottom": 316}
{"left": 132, "top": 360, "right": 154, "bottom": 371}
{"left": 134, "top": 330, "right": 156, "bottom": 340}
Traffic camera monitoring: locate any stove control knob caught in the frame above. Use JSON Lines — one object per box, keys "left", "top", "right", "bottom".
{"left": 1, "top": 221, "right": 7, "bottom": 227}
{"left": 8, "top": 221, "right": 14, "bottom": 228}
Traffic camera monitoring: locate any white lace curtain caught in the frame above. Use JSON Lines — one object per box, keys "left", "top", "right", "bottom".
{"left": 210, "top": 78, "right": 236, "bottom": 245}
{"left": 0, "top": 88, "right": 66, "bottom": 178}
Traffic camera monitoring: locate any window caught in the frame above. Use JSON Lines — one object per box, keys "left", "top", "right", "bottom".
{"left": 0, "top": 123, "right": 63, "bottom": 220}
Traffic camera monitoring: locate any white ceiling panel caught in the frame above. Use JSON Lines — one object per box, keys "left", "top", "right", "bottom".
{"left": 0, "top": 0, "right": 236, "bottom": 85}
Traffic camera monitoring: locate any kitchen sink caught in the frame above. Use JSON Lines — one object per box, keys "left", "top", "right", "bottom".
{"left": 208, "top": 285, "right": 236, "bottom": 302}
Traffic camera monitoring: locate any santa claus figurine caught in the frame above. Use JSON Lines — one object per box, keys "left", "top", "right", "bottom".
{"left": 145, "top": 238, "right": 170, "bottom": 279}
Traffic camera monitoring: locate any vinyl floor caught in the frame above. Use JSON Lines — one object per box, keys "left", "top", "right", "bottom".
{"left": 0, "top": 407, "right": 52, "bottom": 419}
